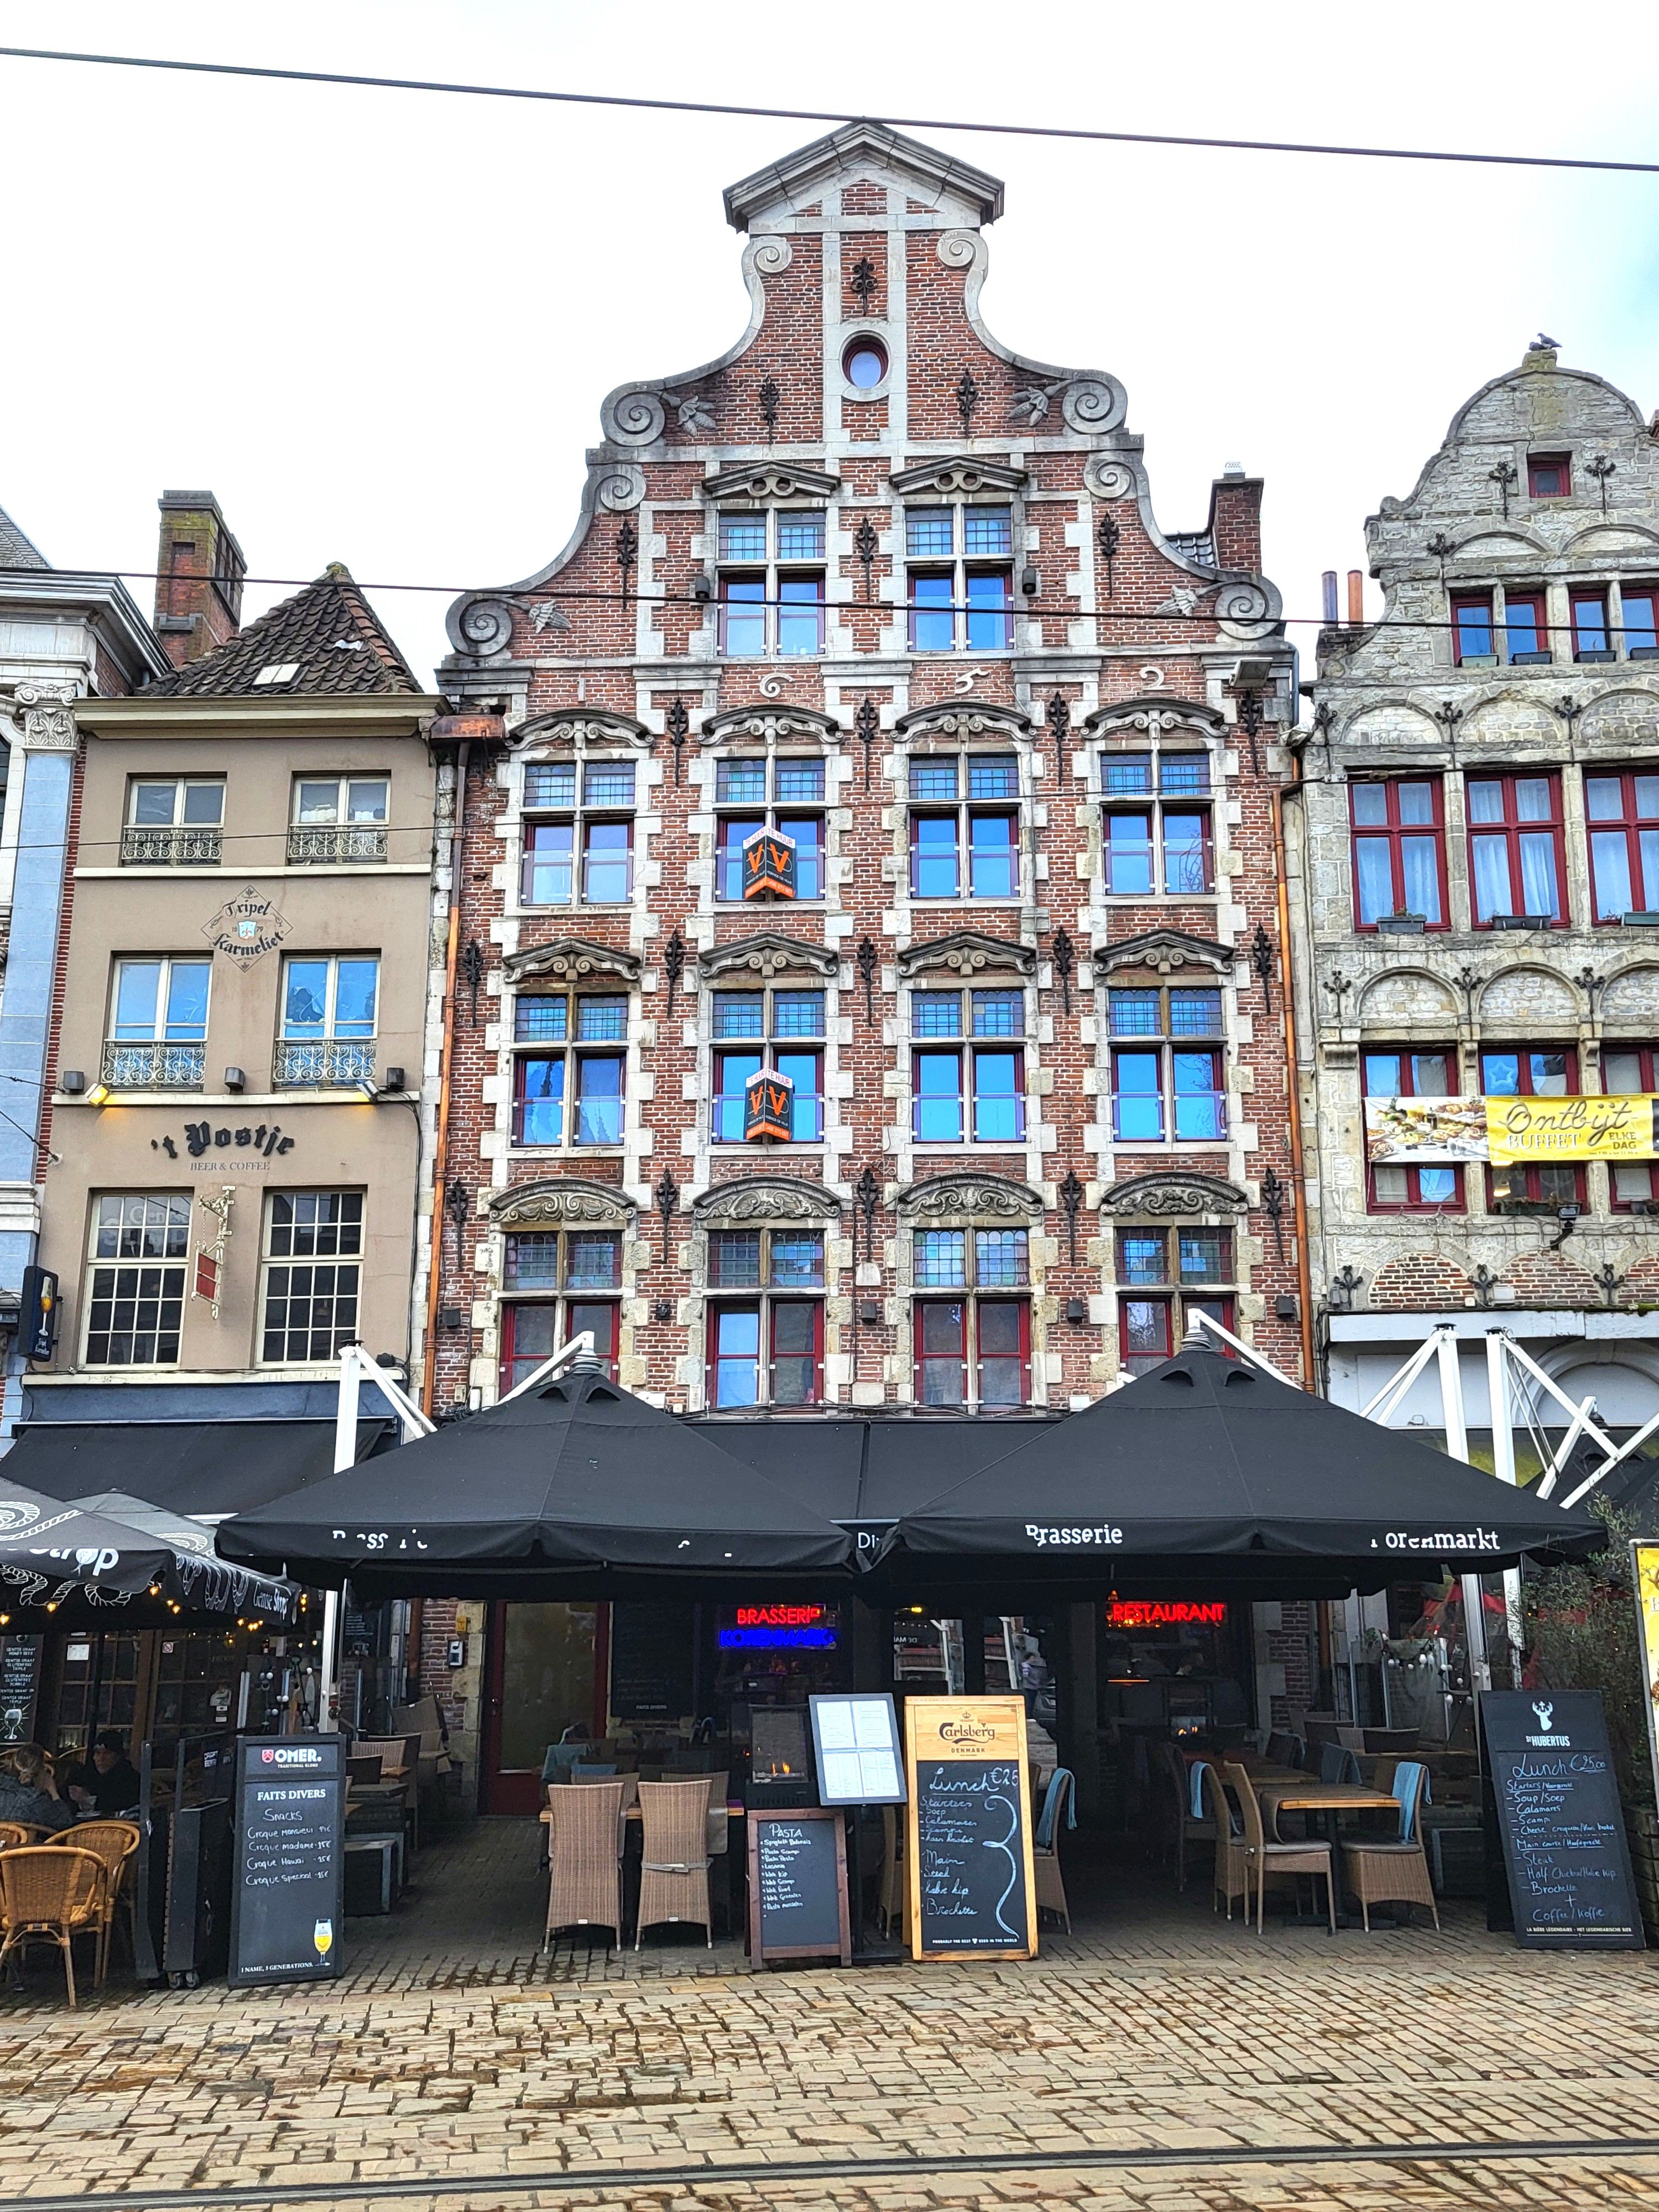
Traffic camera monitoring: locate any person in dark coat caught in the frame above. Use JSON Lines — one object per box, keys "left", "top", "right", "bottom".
{"left": 0, "top": 1743, "right": 71, "bottom": 1832}
{"left": 65, "top": 1731, "right": 140, "bottom": 1817}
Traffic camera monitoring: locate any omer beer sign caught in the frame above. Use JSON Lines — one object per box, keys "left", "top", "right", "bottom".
{"left": 742, "top": 825, "right": 797, "bottom": 901}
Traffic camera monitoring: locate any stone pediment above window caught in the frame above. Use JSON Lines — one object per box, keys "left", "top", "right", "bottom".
{"left": 888, "top": 456, "right": 1027, "bottom": 499}
{"left": 1084, "top": 696, "right": 1224, "bottom": 742}
{"left": 896, "top": 1173, "right": 1044, "bottom": 1224}
{"left": 895, "top": 698, "right": 1032, "bottom": 747}
{"left": 700, "top": 703, "right": 842, "bottom": 748}
{"left": 692, "top": 1175, "right": 842, "bottom": 1225}
{"left": 503, "top": 937, "right": 642, "bottom": 985}
{"left": 699, "top": 931, "right": 839, "bottom": 981}
{"left": 489, "top": 1177, "right": 638, "bottom": 1228}
{"left": 703, "top": 462, "right": 841, "bottom": 503}
{"left": 898, "top": 930, "right": 1035, "bottom": 982}
{"left": 1095, "top": 928, "right": 1232, "bottom": 979}
{"left": 1100, "top": 1172, "right": 1248, "bottom": 1220}
{"left": 512, "top": 708, "right": 651, "bottom": 752}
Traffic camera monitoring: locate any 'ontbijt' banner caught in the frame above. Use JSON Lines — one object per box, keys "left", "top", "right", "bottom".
{"left": 1365, "top": 1094, "right": 1659, "bottom": 1164}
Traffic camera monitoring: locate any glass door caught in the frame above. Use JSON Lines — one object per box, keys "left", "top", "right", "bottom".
{"left": 481, "top": 1603, "right": 601, "bottom": 1814}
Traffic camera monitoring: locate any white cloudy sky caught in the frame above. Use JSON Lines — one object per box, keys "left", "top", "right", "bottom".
{"left": 3, "top": 0, "right": 1658, "bottom": 690}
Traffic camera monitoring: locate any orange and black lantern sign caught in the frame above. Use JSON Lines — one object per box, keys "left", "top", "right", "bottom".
{"left": 742, "top": 824, "right": 797, "bottom": 901}
{"left": 744, "top": 1066, "right": 795, "bottom": 1142}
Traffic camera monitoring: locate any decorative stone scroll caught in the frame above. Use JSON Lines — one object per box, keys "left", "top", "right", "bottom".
{"left": 699, "top": 932, "right": 839, "bottom": 982}
{"left": 600, "top": 387, "right": 668, "bottom": 446}
{"left": 888, "top": 456, "right": 1026, "bottom": 500}
{"left": 691, "top": 1175, "right": 841, "bottom": 1226}
{"left": 490, "top": 1178, "right": 637, "bottom": 1228}
{"left": 704, "top": 462, "right": 841, "bottom": 503}
{"left": 1093, "top": 928, "right": 1232, "bottom": 979}
{"left": 1100, "top": 1172, "right": 1249, "bottom": 1220}
{"left": 895, "top": 698, "right": 1032, "bottom": 747}
{"left": 700, "top": 703, "right": 842, "bottom": 748}
{"left": 513, "top": 709, "right": 652, "bottom": 753}
{"left": 896, "top": 930, "right": 1035, "bottom": 982}
{"left": 1084, "top": 696, "right": 1225, "bottom": 743}
{"left": 503, "top": 937, "right": 641, "bottom": 985}
{"left": 896, "top": 1173, "right": 1045, "bottom": 1224}
{"left": 1083, "top": 454, "right": 1138, "bottom": 503}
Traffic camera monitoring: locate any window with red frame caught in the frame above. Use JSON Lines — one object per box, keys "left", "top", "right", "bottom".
{"left": 1482, "top": 1046, "right": 1584, "bottom": 1207}
{"left": 1604, "top": 1046, "right": 1659, "bottom": 1207}
{"left": 912, "top": 1226, "right": 1029, "bottom": 1407}
{"left": 705, "top": 1227, "right": 825, "bottom": 1407}
{"left": 1361, "top": 1049, "right": 1464, "bottom": 1211}
{"left": 1467, "top": 773, "right": 1565, "bottom": 925}
{"left": 1451, "top": 594, "right": 1495, "bottom": 664}
{"left": 1349, "top": 779, "right": 1446, "bottom": 928}
{"left": 1115, "top": 1226, "right": 1235, "bottom": 1374}
{"left": 1572, "top": 591, "right": 1613, "bottom": 661}
{"left": 1586, "top": 770, "right": 1659, "bottom": 921}
{"left": 1528, "top": 452, "right": 1571, "bottom": 499}
{"left": 499, "top": 1295, "right": 618, "bottom": 1394}
{"left": 1502, "top": 592, "right": 1550, "bottom": 664}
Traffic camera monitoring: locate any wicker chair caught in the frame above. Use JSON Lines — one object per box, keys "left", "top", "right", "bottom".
{"left": 1032, "top": 1767, "right": 1074, "bottom": 1932}
{"left": 1340, "top": 1760, "right": 1441, "bottom": 1933}
{"left": 1201, "top": 1763, "right": 1249, "bottom": 1919}
{"left": 1223, "top": 1760, "right": 1335, "bottom": 1936}
{"left": 49, "top": 1821, "right": 139, "bottom": 1983}
{"left": 635, "top": 1779, "right": 713, "bottom": 1949}
{"left": 351, "top": 1737, "right": 421, "bottom": 1849}
{"left": 0, "top": 1824, "right": 34, "bottom": 1851}
{"left": 545, "top": 1780, "right": 626, "bottom": 1950}
{"left": 1159, "top": 1744, "right": 1214, "bottom": 1891}
{"left": 0, "top": 1847, "right": 105, "bottom": 2006}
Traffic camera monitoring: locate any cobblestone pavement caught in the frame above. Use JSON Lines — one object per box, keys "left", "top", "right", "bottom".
{"left": 0, "top": 1819, "right": 1656, "bottom": 2210}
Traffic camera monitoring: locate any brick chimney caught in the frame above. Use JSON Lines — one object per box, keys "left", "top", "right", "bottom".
{"left": 153, "top": 491, "right": 246, "bottom": 668}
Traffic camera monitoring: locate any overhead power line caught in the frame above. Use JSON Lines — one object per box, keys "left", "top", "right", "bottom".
{"left": 2, "top": 44, "right": 1658, "bottom": 178}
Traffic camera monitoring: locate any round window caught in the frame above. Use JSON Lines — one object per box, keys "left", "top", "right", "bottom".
{"left": 843, "top": 339, "right": 888, "bottom": 390}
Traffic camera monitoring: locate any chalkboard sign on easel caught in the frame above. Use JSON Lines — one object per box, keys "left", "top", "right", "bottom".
{"left": 229, "top": 1735, "right": 346, "bottom": 1987}
{"left": 905, "top": 1697, "right": 1036, "bottom": 1961}
{"left": 747, "top": 1807, "right": 851, "bottom": 1968}
{"left": 1480, "top": 1690, "right": 1644, "bottom": 1950}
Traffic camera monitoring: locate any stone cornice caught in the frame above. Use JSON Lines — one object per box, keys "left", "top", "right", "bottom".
{"left": 489, "top": 1178, "right": 637, "bottom": 1228}
{"left": 1083, "top": 695, "right": 1225, "bottom": 740}
{"left": 1094, "top": 928, "right": 1233, "bottom": 979}
{"left": 1100, "top": 1172, "right": 1249, "bottom": 1219}
{"left": 701, "top": 703, "right": 842, "bottom": 748}
{"left": 895, "top": 1173, "right": 1045, "bottom": 1222}
{"left": 691, "top": 1175, "right": 842, "bottom": 1224}
{"left": 512, "top": 708, "right": 651, "bottom": 751}
{"left": 703, "top": 462, "right": 841, "bottom": 503}
{"left": 896, "top": 930, "right": 1035, "bottom": 982}
{"left": 887, "top": 456, "right": 1027, "bottom": 498}
{"left": 895, "top": 697, "right": 1032, "bottom": 745}
{"left": 698, "top": 932, "right": 839, "bottom": 981}
{"left": 502, "top": 937, "right": 642, "bottom": 985}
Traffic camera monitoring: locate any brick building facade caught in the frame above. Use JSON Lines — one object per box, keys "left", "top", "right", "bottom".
{"left": 423, "top": 125, "right": 1309, "bottom": 1777}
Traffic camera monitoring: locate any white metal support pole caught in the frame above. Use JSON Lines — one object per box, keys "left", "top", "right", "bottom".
{"left": 1486, "top": 1333, "right": 1526, "bottom": 1685}
{"left": 1360, "top": 1327, "right": 1448, "bottom": 1427}
{"left": 320, "top": 1347, "right": 363, "bottom": 1733}
{"left": 1434, "top": 1327, "right": 1491, "bottom": 1694}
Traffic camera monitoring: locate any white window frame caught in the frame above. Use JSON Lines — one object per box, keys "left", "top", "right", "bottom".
{"left": 82, "top": 1193, "right": 191, "bottom": 1368}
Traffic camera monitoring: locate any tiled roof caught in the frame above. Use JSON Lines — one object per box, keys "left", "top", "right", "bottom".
{"left": 0, "top": 504, "right": 49, "bottom": 570}
{"left": 148, "top": 564, "right": 422, "bottom": 697}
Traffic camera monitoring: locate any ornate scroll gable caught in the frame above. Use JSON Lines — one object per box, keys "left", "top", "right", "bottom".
{"left": 896, "top": 1172, "right": 1045, "bottom": 1223}
{"left": 699, "top": 932, "right": 840, "bottom": 981}
{"left": 1083, "top": 695, "right": 1225, "bottom": 742}
{"left": 703, "top": 462, "right": 841, "bottom": 503}
{"left": 1095, "top": 927, "right": 1232, "bottom": 979}
{"left": 898, "top": 930, "right": 1035, "bottom": 982}
{"left": 895, "top": 698, "right": 1033, "bottom": 747}
{"left": 490, "top": 1178, "right": 637, "bottom": 1228}
{"left": 502, "top": 937, "right": 642, "bottom": 985}
{"left": 1100, "top": 1172, "right": 1249, "bottom": 1220}
{"left": 701, "top": 703, "right": 842, "bottom": 748}
{"left": 692, "top": 1175, "right": 842, "bottom": 1225}
{"left": 512, "top": 709, "right": 651, "bottom": 752}
{"left": 887, "top": 456, "right": 1027, "bottom": 499}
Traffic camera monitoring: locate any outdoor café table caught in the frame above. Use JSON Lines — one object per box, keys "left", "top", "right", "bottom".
{"left": 1253, "top": 1778, "right": 1401, "bottom": 1849}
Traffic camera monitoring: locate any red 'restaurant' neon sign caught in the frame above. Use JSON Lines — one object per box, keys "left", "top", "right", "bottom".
{"left": 735, "top": 1605, "right": 825, "bottom": 1628}
{"left": 1105, "top": 1600, "right": 1227, "bottom": 1629}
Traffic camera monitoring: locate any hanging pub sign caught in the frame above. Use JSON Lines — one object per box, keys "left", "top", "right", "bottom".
{"left": 202, "top": 888, "right": 291, "bottom": 966}
{"left": 742, "top": 825, "right": 797, "bottom": 901}
{"left": 745, "top": 1066, "right": 795, "bottom": 1142}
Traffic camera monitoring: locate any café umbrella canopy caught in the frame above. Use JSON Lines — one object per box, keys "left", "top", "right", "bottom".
{"left": 71, "top": 1491, "right": 299, "bottom": 1625}
{"left": 884, "top": 1339, "right": 1608, "bottom": 1595}
{"left": 0, "top": 1479, "right": 174, "bottom": 1608}
{"left": 217, "top": 1355, "right": 856, "bottom": 1595}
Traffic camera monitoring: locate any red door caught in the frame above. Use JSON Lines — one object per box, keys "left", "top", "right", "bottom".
{"left": 481, "top": 1601, "right": 605, "bottom": 1814}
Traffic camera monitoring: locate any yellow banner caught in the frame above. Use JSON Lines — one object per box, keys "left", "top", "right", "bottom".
{"left": 1632, "top": 1543, "right": 1659, "bottom": 1808}
{"left": 1485, "top": 1094, "right": 1659, "bottom": 1164}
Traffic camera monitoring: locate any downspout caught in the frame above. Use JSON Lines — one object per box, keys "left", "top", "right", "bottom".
{"left": 421, "top": 737, "right": 469, "bottom": 1416}
{"left": 1273, "top": 769, "right": 1317, "bottom": 1393}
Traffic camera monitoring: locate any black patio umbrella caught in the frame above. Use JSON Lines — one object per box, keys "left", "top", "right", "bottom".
{"left": 216, "top": 1358, "right": 856, "bottom": 1597}
{"left": 71, "top": 1492, "right": 299, "bottom": 1625}
{"left": 880, "top": 1340, "right": 1606, "bottom": 1599}
{"left": 0, "top": 1479, "right": 174, "bottom": 1609}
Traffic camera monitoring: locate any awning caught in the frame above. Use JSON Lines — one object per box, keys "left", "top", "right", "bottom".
{"left": 218, "top": 1360, "right": 855, "bottom": 1595}
{"left": 880, "top": 1342, "right": 1605, "bottom": 1596}
{"left": 0, "top": 1480, "right": 174, "bottom": 1605}
{"left": 72, "top": 1491, "right": 299, "bottom": 1625}
{"left": 3, "top": 1419, "right": 393, "bottom": 1517}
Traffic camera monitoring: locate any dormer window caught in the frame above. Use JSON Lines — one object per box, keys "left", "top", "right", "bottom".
{"left": 906, "top": 505, "right": 1013, "bottom": 651}
{"left": 718, "top": 510, "right": 826, "bottom": 657}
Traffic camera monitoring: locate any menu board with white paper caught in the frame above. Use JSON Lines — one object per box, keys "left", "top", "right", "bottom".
{"left": 810, "top": 1693, "right": 906, "bottom": 1805}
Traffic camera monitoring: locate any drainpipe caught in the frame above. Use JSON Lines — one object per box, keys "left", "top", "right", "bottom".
{"left": 1272, "top": 773, "right": 1317, "bottom": 1391}
{"left": 421, "top": 733, "right": 472, "bottom": 1416}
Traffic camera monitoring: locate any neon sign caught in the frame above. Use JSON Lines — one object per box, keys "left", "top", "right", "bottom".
{"left": 1105, "top": 1600, "right": 1227, "bottom": 1629}
{"left": 718, "top": 1603, "right": 838, "bottom": 1652}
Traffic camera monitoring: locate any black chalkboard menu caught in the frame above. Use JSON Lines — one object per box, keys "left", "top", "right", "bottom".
{"left": 609, "top": 1602, "right": 696, "bottom": 1723}
{"left": 1480, "top": 1691, "right": 1644, "bottom": 1950}
{"left": 0, "top": 1636, "right": 41, "bottom": 1744}
{"left": 229, "top": 1735, "right": 346, "bottom": 1987}
{"left": 905, "top": 1697, "right": 1037, "bottom": 1961}
{"left": 746, "top": 1807, "right": 851, "bottom": 1966}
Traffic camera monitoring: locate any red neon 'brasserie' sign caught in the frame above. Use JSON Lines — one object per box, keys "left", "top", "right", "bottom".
{"left": 1105, "top": 1600, "right": 1227, "bottom": 1629}
{"left": 735, "top": 1604, "right": 825, "bottom": 1628}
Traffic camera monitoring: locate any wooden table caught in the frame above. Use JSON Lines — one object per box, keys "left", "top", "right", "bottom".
{"left": 1254, "top": 1779, "right": 1401, "bottom": 1846}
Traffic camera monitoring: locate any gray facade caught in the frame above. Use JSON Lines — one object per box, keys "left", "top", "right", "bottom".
{"left": 1291, "top": 343, "right": 1659, "bottom": 1449}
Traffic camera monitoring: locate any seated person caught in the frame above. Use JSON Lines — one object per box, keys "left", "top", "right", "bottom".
{"left": 0, "top": 1743, "right": 72, "bottom": 1832}
{"left": 66, "top": 1730, "right": 140, "bottom": 1817}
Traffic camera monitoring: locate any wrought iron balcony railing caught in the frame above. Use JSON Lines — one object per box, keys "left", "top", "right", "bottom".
{"left": 119, "top": 825, "right": 222, "bottom": 866}
{"left": 286, "top": 825, "right": 388, "bottom": 865}
{"left": 101, "top": 1040, "right": 206, "bottom": 1089}
{"left": 273, "top": 1039, "right": 377, "bottom": 1087}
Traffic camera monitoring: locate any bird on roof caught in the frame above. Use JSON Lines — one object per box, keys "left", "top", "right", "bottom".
{"left": 1536, "top": 332, "right": 1561, "bottom": 348}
